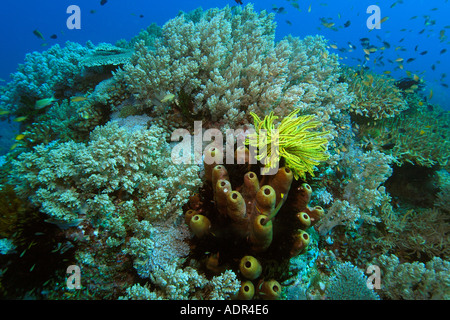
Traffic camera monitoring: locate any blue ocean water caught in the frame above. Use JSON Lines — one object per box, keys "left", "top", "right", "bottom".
{"left": 0, "top": 0, "right": 448, "bottom": 106}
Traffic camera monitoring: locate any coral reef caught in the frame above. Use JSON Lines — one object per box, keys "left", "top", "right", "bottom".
{"left": 342, "top": 67, "right": 408, "bottom": 120}
{"left": 325, "top": 261, "right": 379, "bottom": 300}
{"left": 358, "top": 103, "right": 450, "bottom": 168}
{"left": 0, "top": 42, "right": 91, "bottom": 115}
{"left": 318, "top": 147, "right": 394, "bottom": 235}
{"left": 118, "top": 4, "right": 351, "bottom": 133}
{"left": 372, "top": 254, "right": 449, "bottom": 300}
{"left": 0, "top": 3, "right": 448, "bottom": 301}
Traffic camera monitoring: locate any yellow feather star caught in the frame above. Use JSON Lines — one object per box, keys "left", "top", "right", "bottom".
{"left": 246, "top": 109, "right": 330, "bottom": 180}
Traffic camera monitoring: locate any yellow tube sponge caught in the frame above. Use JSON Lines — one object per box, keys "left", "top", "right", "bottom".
{"left": 212, "top": 165, "right": 229, "bottom": 189}
{"left": 249, "top": 214, "right": 273, "bottom": 252}
{"left": 237, "top": 280, "right": 255, "bottom": 300}
{"left": 255, "top": 185, "right": 276, "bottom": 217}
{"left": 242, "top": 171, "right": 260, "bottom": 200}
{"left": 296, "top": 211, "right": 311, "bottom": 229}
{"left": 227, "top": 191, "right": 246, "bottom": 222}
{"left": 269, "top": 167, "right": 294, "bottom": 206}
{"left": 204, "top": 147, "right": 224, "bottom": 182}
{"left": 290, "top": 229, "right": 310, "bottom": 256}
{"left": 292, "top": 183, "right": 312, "bottom": 210}
{"left": 214, "top": 179, "right": 232, "bottom": 217}
{"left": 184, "top": 209, "right": 197, "bottom": 225}
{"left": 308, "top": 206, "right": 324, "bottom": 226}
{"left": 258, "top": 279, "right": 282, "bottom": 300}
{"left": 190, "top": 214, "right": 211, "bottom": 238}
{"left": 239, "top": 255, "right": 262, "bottom": 280}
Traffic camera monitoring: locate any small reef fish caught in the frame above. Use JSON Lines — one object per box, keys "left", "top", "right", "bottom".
{"left": 370, "top": 16, "right": 389, "bottom": 30}
{"left": 100, "top": 0, "right": 108, "bottom": 5}
{"left": 15, "top": 134, "right": 26, "bottom": 141}
{"left": 33, "top": 29, "right": 45, "bottom": 40}
{"left": 343, "top": 20, "right": 351, "bottom": 28}
{"left": 161, "top": 93, "right": 175, "bottom": 103}
{"left": 13, "top": 116, "right": 28, "bottom": 122}
{"left": 290, "top": 2, "right": 300, "bottom": 10}
{"left": 71, "top": 96, "right": 88, "bottom": 102}
{"left": 440, "top": 49, "right": 447, "bottom": 55}
{"left": 308, "top": 4, "right": 312, "bottom": 13}
{"left": 50, "top": 34, "right": 57, "bottom": 39}
{"left": 234, "top": 0, "right": 243, "bottom": 4}
{"left": 272, "top": 7, "right": 286, "bottom": 14}
{"left": 0, "top": 110, "right": 10, "bottom": 116}
{"left": 35, "top": 97, "right": 57, "bottom": 109}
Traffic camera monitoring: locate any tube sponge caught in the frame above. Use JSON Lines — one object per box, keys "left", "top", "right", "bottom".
{"left": 308, "top": 206, "right": 324, "bottom": 226}
{"left": 239, "top": 255, "right": 262, "bottom": 280}
{"left": 258, "top": 279, "right": 282, "bottom": 300}
{"left": 296, "top": 211, "right": 311, "bottom": 229}
{"left": 237, "top": 280, "right": 255, "bottom": 300}
{"left": 249, "top": 214, "right": 273, "bottom": 252}
{"left": 255, "top": 185, "right": 276, "bottom": 216}
{"left": 214, "top": 179, "right": 232, "bottom": 217}
{"left": 227, "top": 191, "right": 246, "bottom": 222}
{"left": 212, "top": 165, "right": 229, "bottom": 190}
{"left": 204, "top": 147, "right": 223, "bottom": 182}
{"left": 292, "top": 183, "right": 312, "bottom": 210}
{"left": 269, "top": 167, "right": 294, "bottom": 206}
{"left": 190, "top": 214, "right": 211, "bottom": 238}
{"left": 242, "top": 171, "right": 260, "bottom": 200}
{"left": 185, "top": 209, "right": 197, "bottom": 225}
{"left": 290, "top": 229, "right": 310, "bottom": 256}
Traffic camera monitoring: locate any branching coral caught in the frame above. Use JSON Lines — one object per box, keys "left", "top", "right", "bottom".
{"left": 325, "top": 261, "right": 379, "bottom": 300}
{"left": 118, "top": 4, "right": 352, "bottom": 132}
{"left": 318, "top": 147, "right": 394, "bottom": 235}
{"left": 0, "top": 42, "right": 91, "bottom": 114}
{"left": 343, "top": 67, "right": 408, "bottom": 120}
{"left": 372, "top": 254, "right": 450, "bottom": 300}
{"left": 359, "top": 104, "right": 450, "bottom": 168}
{"left": 8, "top": 119, "right": 202, "bottom": 298}
{"left": 10, "top": 120, "right": 201, "bottom": 226}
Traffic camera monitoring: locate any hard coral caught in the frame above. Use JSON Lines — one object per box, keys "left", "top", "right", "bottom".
{"left": 343, "top": 67, "right": 408, "bottom": 120}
